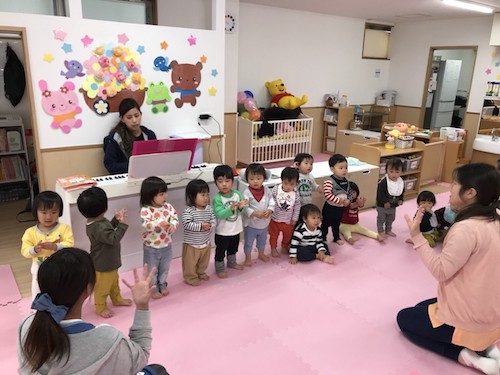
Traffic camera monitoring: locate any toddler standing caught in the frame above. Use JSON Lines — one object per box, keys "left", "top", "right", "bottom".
{"left": 242, "top": 163, "right": 275, "bottom": 265}
{"left": 321, "top": 154, "right": 351, "bottom": 245}
{"left": 340, "top": 182, "right": 384, "bottom": 244}
{"left": 294, "top": 153, "right": 321, "bottom": 205}
{"left": 77, "top": 187, "right": 131, "bottom": 318}
{"left": 21, "top": 191, "right": 74, "bottom": 298}
{"left": 140, "top": 176, "right": 178, "bottom": 298}
{"left": 213, "top": 165, "right": 247, "bottom": 278}
{"left": 269, "top": 167, "right": 301, "bottom": 257}
{"left": 289, "top": 204, "right": 334, "bottom": 264}
{"left": 182, "top": 179, "right": 216, "bottom": 286}
{"left": 376, "top": 157, "right": 404, "bottom": 239}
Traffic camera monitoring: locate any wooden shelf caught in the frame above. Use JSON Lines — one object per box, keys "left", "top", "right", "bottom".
{"left": 322, "top": 106, "right": 354, "bottom": 154}
{"left": 349, "top": 140, "right": 426, "bottom": 197}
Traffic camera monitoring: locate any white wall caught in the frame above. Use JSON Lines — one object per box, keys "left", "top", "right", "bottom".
{"left": 0, "top": 0, "right": 225, "bottom": 149}
{"left": 236, "top": 4, "right": 391, "bottom": 110}
{"left": 389, "top": 15, "right": 493, "bottom": 113}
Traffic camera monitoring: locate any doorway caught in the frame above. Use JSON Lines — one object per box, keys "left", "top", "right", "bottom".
{"left": 420, "top": 46, "right": 477, "bottom": 130}
{"left": 0, "top": 27, "right": 39, "bottom": 214}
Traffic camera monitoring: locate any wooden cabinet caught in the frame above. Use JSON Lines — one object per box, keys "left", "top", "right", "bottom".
{"left": 336, "top": 130, "right": 381, "bottom": 157}
{"left": 323, "top": 106, "right": 354, "bottom": 154}
{"left": 349, "top": 141, "right": 426, "bottom": 199}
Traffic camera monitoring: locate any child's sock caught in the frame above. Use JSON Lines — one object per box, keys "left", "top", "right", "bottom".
{"left": 459, "top": 348, "right": 500, "bottom": 375}
{"left": 484, "top": 344, "right": 500, "bottom": 360}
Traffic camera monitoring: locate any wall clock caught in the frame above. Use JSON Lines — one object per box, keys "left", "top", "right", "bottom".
{"left": 225, "top": 14, "right": 236, "bottom": 33}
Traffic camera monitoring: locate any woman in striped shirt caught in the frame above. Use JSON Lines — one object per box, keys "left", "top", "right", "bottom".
{"left": 289, "top": 204, "right": 334, "bottom": 264}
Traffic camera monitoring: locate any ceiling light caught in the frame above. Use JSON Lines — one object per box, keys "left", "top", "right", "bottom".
{"left": 442, "top": 0, "right": 493, "bottom": 13}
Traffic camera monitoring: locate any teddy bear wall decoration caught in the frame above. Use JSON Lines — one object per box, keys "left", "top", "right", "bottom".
{"left": 265, "top": 79, "right": 307, "bottom": 110}
{"left": 170, "top": 60, "right": 203, "bottom": 108}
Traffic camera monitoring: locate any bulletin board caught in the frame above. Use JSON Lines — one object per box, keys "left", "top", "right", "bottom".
{"left": 0, "top": 12, "right": 225, "bottom": 149}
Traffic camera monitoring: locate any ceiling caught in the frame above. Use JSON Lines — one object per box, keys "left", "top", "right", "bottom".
{"left": 239, "top": 0, "right": 500, "bottom": 24}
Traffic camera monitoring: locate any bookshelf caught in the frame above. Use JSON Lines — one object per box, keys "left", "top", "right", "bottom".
{"left": 0, "top": 116, "right": 32, "bottom": 202}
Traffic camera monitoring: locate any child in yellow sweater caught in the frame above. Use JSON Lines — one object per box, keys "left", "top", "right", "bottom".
{"left": 21, "top": 191, "right": 74, "bottom": 298}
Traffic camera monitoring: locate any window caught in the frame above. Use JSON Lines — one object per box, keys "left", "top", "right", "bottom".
{"left": 0, "top": 0, "right": 62, "bottom": 16}
{"left": 82, "top": 0, "right": 156, "bottom": 25}
{"left": 362, "top": 23, "right": 392, "bottom": 60}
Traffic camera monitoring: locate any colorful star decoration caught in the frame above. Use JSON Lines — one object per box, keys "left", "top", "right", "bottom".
{"left": 492, "top": 51, "right": 497, "bottom": 58}
{"left": 211, "top": 69, "right": 218, "bottom": 77}
{"left": 188, "top": 35, "right": 197, "bottom": 46}
{"left": 208, "top": 86, "right": 217, "bottom": 96}
{"left": 81, "top": 35, "right": 94, "bottom": 47}
{"left": 486, "top": 68, "right": 492, "bottom": 75}
{"left": 137, "top": 45, "right": 146, "bottom": 54}
{"left": 160, "top": 41, "right": 168, "bottom": 50}
{"left": 43, "top": 53, "right": 54, "bottom": 63}
{"left": 61, "top": 43, "right": 72, "bottom": 53}
{"left": 200, "top": 55, "right": 207, "bottom": 63}
{"left": 117, "top": 33, "right": 129, "bottom": 45}
{"left": 53, "top": 29, "right": 67, "bottom": 41}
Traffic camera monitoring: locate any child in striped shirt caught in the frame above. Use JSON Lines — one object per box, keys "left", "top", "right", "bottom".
{"left": 269, "top": 167, "right": 301, "bottom": 257}
{"left": 289, "top": 204, "right": 334, "bottom": 264}
{"left": 182, "top": 179, "right": 216, "bottom": 286}
{"left": 321, "top": 154, "right": 351, "bottom": 245}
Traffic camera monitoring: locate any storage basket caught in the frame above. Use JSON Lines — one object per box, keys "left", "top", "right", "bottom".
{"left": 395, "top": 136, "right": 414, "bottom": 149}
{"left": 379, "top": 157, "right": 389, "bottom": 175}
{"left": 403, "top": 176, "right": 417, "bottom": 192}
{"left": 401, "top": 155, "right": 422, "bottom": 171}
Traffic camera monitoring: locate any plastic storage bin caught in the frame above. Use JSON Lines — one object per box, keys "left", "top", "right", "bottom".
{"left": 379, "top": 157, "right": 389, "bottom": 175}
{"left": 403, "top": 176, "right": 417, "bottom": 191}
{"left": 401, "top": 155, "right": 422, "bottom": 171}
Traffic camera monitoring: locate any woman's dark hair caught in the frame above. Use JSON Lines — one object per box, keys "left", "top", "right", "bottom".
{"left": 111, "top": 98, "right": 142, "bottom": 158}
{"left": 22, "top": 248, "right": 96, "bottom": 372}
{"left": 32, "top": 191, "right": 63, "bottom": 217}
{"left": 213, "top": 164, "right": 234, "bottom": 181}
{"left": 77, "top": 187, "right": 108, "bottom": 218}
{"left": 452, "top": 163, "right": 500, "bottom": 223}
{"left": 281, "top": 166, "right": 299, "bottom": 182}
{"left": 140, "top": 176, "right": 168, "bottom": 207}
{"left": 386, "top": 157, "right": 404, "bottom": 171}
{"left": 245, "top": 163, "right": 266, "bottom": 181}
{"left": 185, "top": 179, "right": 210, "bottom": 206}
{"left": 328, "top": 154, "right": 347, "bottom": 167}
{"left": 416, "top": 190, "right": 436, "bottom": 205}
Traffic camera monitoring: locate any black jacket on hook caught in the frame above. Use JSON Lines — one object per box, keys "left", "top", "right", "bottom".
{"left": 4, "top": 44, "right": 26, "bottom": 107}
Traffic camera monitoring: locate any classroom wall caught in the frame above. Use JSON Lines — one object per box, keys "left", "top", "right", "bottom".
{"left": 0, "top": 0, "right": 225, "bottom": 189}
{"left": 236, "top": 3, "right": 391, "bottom": 110}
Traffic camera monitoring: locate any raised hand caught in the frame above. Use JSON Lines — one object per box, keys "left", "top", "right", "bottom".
{"left": 122, "top": 264, "right": 157, "bottom": 310}
{"left": 405, "top": 207, "right": 425, "bottom": 238}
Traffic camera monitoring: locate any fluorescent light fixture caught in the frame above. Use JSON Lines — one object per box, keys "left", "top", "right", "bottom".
{"left": 442, "top": 0, "right": 493, "bottom": 13}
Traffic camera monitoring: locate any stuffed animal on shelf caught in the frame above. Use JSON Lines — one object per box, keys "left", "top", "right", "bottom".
{"left": 265, "top": 79, "right": 308, "bottom": 110}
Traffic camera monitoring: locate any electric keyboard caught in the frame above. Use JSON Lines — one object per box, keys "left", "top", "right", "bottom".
{"left": 92, "top": 164, "right": 216, "bottom": 187}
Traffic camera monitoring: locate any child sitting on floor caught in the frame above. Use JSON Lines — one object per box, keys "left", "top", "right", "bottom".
{"left": 406, "top": 190, "right": 440, "bottom": 248}
{"left": 289, "top": 204, "right": 334, "bottom": 264}
{"left": 340, "top": 182, "right": 384, "bottom": 244}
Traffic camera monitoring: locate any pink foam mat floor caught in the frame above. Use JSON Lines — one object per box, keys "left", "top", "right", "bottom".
{"left": 2, "top": 192, "right": 480, "bottom": 374}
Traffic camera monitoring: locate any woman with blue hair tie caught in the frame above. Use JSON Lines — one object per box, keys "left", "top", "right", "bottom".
{"left": 17, "top": 247, "right": 168, "bottom": 375}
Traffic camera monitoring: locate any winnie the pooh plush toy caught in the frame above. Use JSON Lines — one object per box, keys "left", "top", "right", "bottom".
{"left": 265, "top": 79, "right": 308, "bottom": 110}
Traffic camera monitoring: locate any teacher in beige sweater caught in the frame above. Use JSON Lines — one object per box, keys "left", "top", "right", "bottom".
{"left": 398, "top": 163, "right": 500, "bottom": 375}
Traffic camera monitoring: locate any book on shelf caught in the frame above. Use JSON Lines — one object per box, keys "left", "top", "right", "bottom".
{"left": 56, "top": 175, "right": 96, "bottom": 191}
{"left": 0, "top": 128, "right": 7, "bottom": 152}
